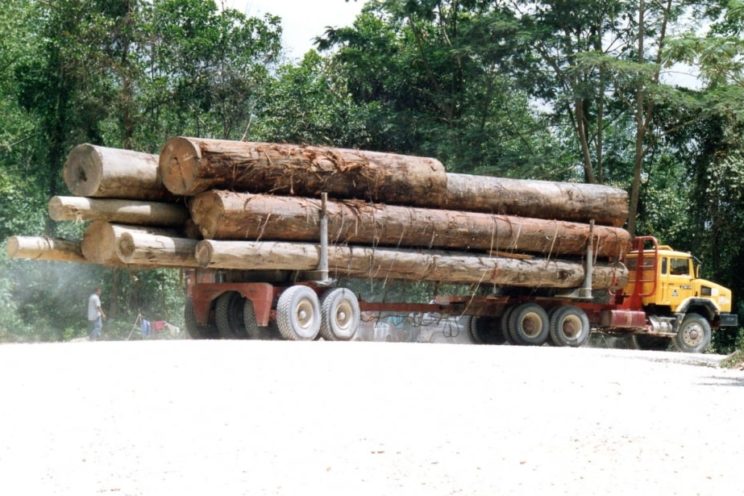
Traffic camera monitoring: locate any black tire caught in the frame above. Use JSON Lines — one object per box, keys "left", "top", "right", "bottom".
{"left": 184, "top": 297, "right": 218, "bottom": 339}
{"left": 632, "top": 334, "right": 670, "bottom": 351}
{"left": 549, "top": 305, "right": 591, "bottom": 347}
{"left": 276, "top": 285, "right": 321, "bottom": 341}
{"left": 500, "top": 306, "right": 519, "bottom": 344}
{"left": 320, "top": 288, "right": 360, "bottom": 341}
{"left": 215, "top": 292, "right": 248, "bottom": 339}
{"left": 242, "top": 298, "right": 262, "bottom": 339}
{"left": 469, "top": 316, "right": 507, "bottom": 345}
{"left": 508, "top": 303, "right": 550, "bottom": 346}
{"left": 673, "top": 313, "right": 711, "bottom": 353}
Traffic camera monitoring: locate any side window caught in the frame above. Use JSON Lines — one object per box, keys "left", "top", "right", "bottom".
{"left": 670, "top": 258, "right": 690, "bottom": 276}
{"left": 661, "top": 258, "right": 667, "bottom": 275}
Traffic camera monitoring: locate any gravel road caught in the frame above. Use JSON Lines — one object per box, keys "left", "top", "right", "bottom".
{"left": 0, "top": 341, "right": 742, "bottom": 496}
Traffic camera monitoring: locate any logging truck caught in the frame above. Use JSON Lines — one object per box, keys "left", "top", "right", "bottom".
{"left": 184, "top": 216, "right": 738, "bottom": 353}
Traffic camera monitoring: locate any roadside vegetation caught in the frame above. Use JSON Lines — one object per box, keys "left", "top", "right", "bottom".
{"left": 0, "top": 0, "right": 742, "bottom": 351}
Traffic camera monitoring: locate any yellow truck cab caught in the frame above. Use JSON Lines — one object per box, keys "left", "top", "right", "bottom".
{"left": 623, "top": 239, "right": 738, "bottom": 352}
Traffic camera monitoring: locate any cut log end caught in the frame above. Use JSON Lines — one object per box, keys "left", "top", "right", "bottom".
{"left": 160, "top": 137, "right": 201, "bottom": 195}
{"left": 117, "top": 233, "right": 136, "bottom": 260}
{"left": 194, "top": 242, "right": 213, "bottom": 266}
{"left": 62, "top": 144, "right": 103, "bottom": 196}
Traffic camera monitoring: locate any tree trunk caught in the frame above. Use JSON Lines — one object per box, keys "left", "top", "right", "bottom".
{"left": 445, "top": 174, "right": 628, "bottom": 227}
{"left": 159, "top": 137, "right": 448, "bottom": 202}
{"left": 63, "top": 144, "right": 172, "bottom": 200}
{"left": 6, "top": 236, "right": 87, "bottom": 264}
{"left": 195, "top": 240, "right": 628, "bottom": 290}
{"left": 190, "top": 191, "right": 630, "bottom": 259}
{"left": 48, "top": 196, "right": 188, "bottom": 226}
{"left": 81, "top": 221, "right": 178, "bottom": 264}
{"left": 115, "top": 232, "right": 199, "bottom": 268}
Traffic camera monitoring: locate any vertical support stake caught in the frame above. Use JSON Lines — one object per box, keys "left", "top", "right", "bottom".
{"left": 580, "top": 220, "right": 595, "bottom": 299}
{"left": 318, "top": 192, "right": 330, "bottom": 284}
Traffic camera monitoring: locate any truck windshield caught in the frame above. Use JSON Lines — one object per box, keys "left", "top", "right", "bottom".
{"left": 670, "top": 258, "right": 690, "bottom": 276}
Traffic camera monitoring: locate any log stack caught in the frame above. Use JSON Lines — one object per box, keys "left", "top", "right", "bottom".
{"left": 6, "top": 138, "right": 632, "bottom": 290}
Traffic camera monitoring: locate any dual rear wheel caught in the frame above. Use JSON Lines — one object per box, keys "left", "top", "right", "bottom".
{"left": 469, "top": 303, "right": 591, "bottom": 347}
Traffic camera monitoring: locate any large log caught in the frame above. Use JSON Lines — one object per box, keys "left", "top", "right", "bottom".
{"left": 445, "top": 174, "right": 629, "bottom": 227}
{"left": 63, "top": 144, "right": 171, "bottom": 200}
{"left": 6, "top": 236, "right": 87, "bottom": 264}
{"left": 195, "top": 240, "right": 628, "bottom": 290}
{"left": 115, "top": 232, "right": 199, "bottom": 268}
{"left": 159, "top": 137, "right": 448, "bottom": 203}
{"left": 81, "top": 221, "right": 178, "bottom": 264}
{"left": 48, "top": 196, "right": 188, "bottom": 227}
{"left": 189, "top": 191, "right": 630, "bottom": 259}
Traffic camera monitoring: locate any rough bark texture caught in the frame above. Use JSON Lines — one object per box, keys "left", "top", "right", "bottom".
{"left": 196, "top": 240, "right": 628, "bottom": 290}
{"left": 48, "top": 196, "right": 188, "bottom": 226}
{"left": 63, "top": 144, "right": 172, "bottom": 200}
{"left": 190, "top": 191, "right": 630, "bottom": 259}
{"left": 159, "top": 137, "right": 448, "bottom": 202}
{"left": 444, "top": 174, "right": 629, "bottom": 227}
{"left": 6, "top": 236, "right": 88, "bottom": 264}
{"left": 116, "top": 232, "right": 199, "bottom": 268}
{"left": 81, "top": 221, "right": 178, "bottom": 265}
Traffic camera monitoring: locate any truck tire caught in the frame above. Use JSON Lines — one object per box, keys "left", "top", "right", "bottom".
{"left": 319, "top": 288, "right": 360, "bottom": 341}
{"left": 276, "top": 285, "right": 321, "bottom": 341}
{"left": 549, "top": 305, "right": 591, "bottom": 347}
{"left": 500, "top": 306, "right": 519, "bottom": 344}
{"left": 469, "top": 316, "right": 506, "bottom": 345}
{"left": 508, "top": 303, "right": 550, "bottom": 346}
{"left": 673, "top": 313, "right": 711, "bottom": 353}
{"left": 215, "top": 292, "right": 248, "bottom": 339}
{"left": 242, "top": 298, "right": 262, "bottom": 339}
{"left": 184, "top": 297, "right": 218, "bottom": 339}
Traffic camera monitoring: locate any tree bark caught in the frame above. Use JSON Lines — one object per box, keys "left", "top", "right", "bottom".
{"left": 63, "top": 144, "right": 172, "bottom": 200}
{"left": 159, "top": 137, "right": 448, "bottom": 202}
{"left": 444, "top": 174, "right": 628, "bottom": 227}
{"left": 48, "top": 196, "right": 188, "bottom": 226}
{"left": 195, "top": 240, "right": 628, "bottom": 290}
{"left": 115, "top": 232, "right": 199, "bottom": 268}
{"left": 81, "top": 221, "right": 178, "bottom": 264}
{"left": 6, "top": 236, "right": 88, "bottom": 264}
{"left": 190, "top": 190, "right": 630, "bottom": 259}
{"left": 160, "top": 137, "right": 628, "bottom": 226}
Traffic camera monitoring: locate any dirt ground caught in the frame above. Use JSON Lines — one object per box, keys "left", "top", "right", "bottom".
{"left": 0, "top": 340, "right": 741, "bottom": 495}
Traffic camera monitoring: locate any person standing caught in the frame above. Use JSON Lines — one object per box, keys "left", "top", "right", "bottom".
{"left": 87, "top": 287, "right": 105, "bottom": 341}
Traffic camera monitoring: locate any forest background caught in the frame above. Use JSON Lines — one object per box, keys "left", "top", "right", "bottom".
{"left": 0, "top": 0, "right": 742, "bottom": 351}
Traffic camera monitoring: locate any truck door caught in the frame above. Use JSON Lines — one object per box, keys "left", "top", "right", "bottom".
{"left": 662, "top": 257, "right": 694, "bottom": 309}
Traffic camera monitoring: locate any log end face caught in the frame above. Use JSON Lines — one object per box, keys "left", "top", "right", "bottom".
{"left": 6, "top": 236, "right": 20, "bottom": 258}
{"left": 63, "top": 144, "right": 103, "bottom": 196}
{"left": 194, "top": 241, "right": 213, "bottom": 267}
{"left": 160, "top": 137, "right": 201, "bottom": 196}
{"left": 116, "top": 232, "right": 136, "bottom": 261}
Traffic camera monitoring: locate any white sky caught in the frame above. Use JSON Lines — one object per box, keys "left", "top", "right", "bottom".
{"left": 225, "top": 0, "right": 365, "bottom": 59}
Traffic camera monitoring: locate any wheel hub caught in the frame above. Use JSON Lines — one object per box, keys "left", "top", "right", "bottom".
{"left": 562, "top": 315, "right": 582, "bottom": 338}
{"left": 683, "top": 324, "right": 703, "bottom": 346}
{"left": 296, "top": 299, "right": 314, "bottom": 330}
{"left": 335, "top": 301, "right": 353, "bottom": 330}
{"left": 521, "top": 312, "right": 542, "bottom": 338}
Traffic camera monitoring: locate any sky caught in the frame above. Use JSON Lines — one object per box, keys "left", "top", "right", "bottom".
{"left": 225, "top": 0, "right": 365, "bottom": 59}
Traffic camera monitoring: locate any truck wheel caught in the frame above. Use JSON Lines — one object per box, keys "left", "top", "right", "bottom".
{"left": 509, "top": 303, "right": 550, "bottom": 346}
{"left": 184, "top": 297, "right": 218, "bottom": 339}
{"left": 673, "top": 313, "right": 711, "bottom": 353}
{"left": 500, "top": 306, "right": 519, "bottom": 344}
{"left": 632, "top": 335, "right": 670, "bottom": 351}
{"left": 469, "top": 316, "right": 506, "bottom": 345}
{"left": 276, "top": 285, "right": 321, "bottom": 341}
{"left": 320, "top": 288, "right": 360, "bottom": 341}
{"left": 549, "top": 305, "right": 591, "bottom": 347}
{"left": 242, "top": 299, "right": 262, "bottom": 339}
{"left": 215, "top": 292, "right": 248, "bottom": 339}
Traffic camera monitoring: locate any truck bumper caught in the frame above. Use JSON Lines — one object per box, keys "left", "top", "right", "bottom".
{"left": 719, "top": 313, "right": 739, "bottom": 328}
